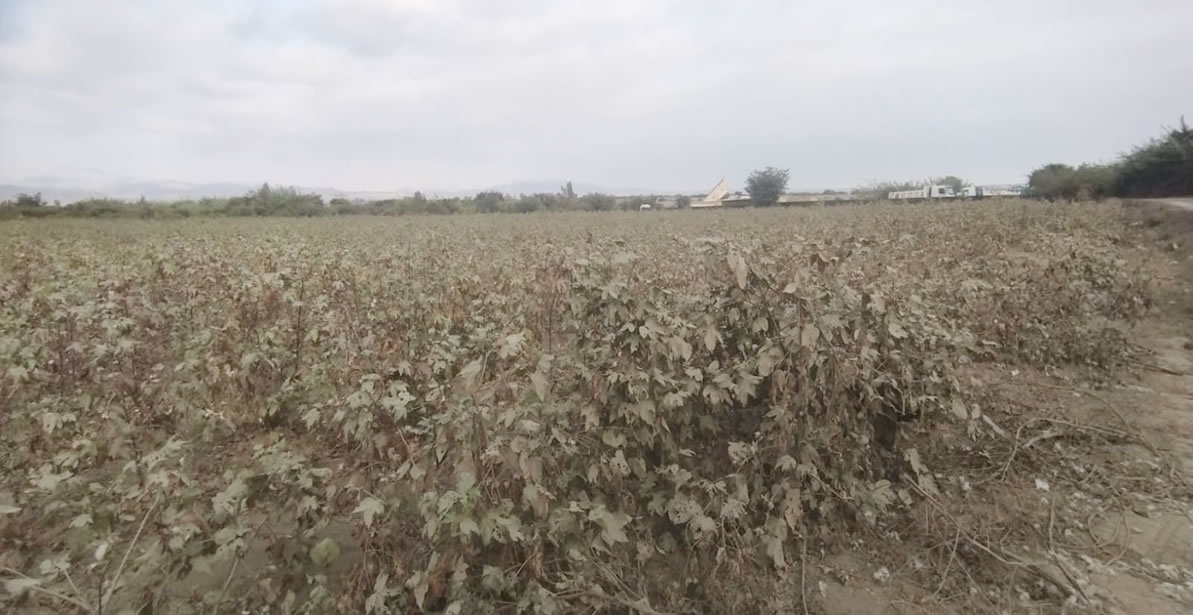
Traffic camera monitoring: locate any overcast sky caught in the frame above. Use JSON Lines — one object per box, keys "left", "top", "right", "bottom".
{"left": 1, "top": 0, "right": 1190, "bottom": 193}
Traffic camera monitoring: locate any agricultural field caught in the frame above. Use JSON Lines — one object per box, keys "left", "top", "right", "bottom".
{"left": 1, "top": 200, "right": 1191, "bottom": 614}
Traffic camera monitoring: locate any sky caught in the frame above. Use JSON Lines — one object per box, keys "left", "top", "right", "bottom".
{"left": 1, "top": 0, "right": 1191, "bottom": 194}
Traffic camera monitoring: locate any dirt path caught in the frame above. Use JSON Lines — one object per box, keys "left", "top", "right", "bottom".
{"left": 1147, "top": 198, "right": 1193, "bottom": 212}
{"left": 1084, "top": 322, "right": 1193, "bottom": 614}
{"left": 813, "top": 203, "right": 1193, "bottom": 615}
{"left": 1087, "top": 203, "right": 1193, "bottom": 613}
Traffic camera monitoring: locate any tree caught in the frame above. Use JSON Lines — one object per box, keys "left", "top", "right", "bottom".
{"left": 853, "top": 180, "right": 921, "bottom": 200}
{"left": 676, "top": 195, "right": 692, "bottom": 208}
{"left": 930, "top": 176, "right": 967, "bottom": 194}
{"left": 745, "top": 167, "right": 789, "bottom": 206}
{"left": 14, "top": 192, "right": 45, "bottom": 208}
{"left": 474, "top": 191, "right": 504, "bottom": 214}
{"left": 1114, "top": 117, "right": 1193, "bottom": 198}
{"left": 581, "top": 193, "right": 616, "bottom": 211}
{"left": 513, "top": 195, "right": 542, "bottom": 213}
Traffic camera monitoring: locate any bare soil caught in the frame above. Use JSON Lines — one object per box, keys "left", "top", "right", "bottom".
{"left": 815, "top": 201, "right": 1193, "bottom": 615}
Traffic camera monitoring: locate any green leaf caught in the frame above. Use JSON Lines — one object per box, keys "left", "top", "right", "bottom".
{"left": 458, "top": 517, "right": 479, "bottom": 537}
{"left": 783, "top": 485, "right": 803, "bottom": 529}
{"left": 704, "top": 326, "right": 719, "bottom": 352}
{"left": 212, "top": 478, "right": 248, "bottom": 516}
{"left": 457, "top": 358, "right": 483, "bottom": 387}
{"left": 950, "top": 397, "right": 968, "bottom": 420}
{"left": 727, "top": 441, "right": 752, "bottom": 465}
{"left": 0, "top": 504, "right": 19, "bottom": 516}
{"left": 589, "top": 506, "right": 631, "bottom": 544}
{"left": 669, "top": 336, "right": 693, "bottom": 361}
{"left": 775, "top": 455, "right": 799, "bottom": 472}
{"left": 764, "top": 517, "right": 788, "bottom": 569}
{"left": 309, "top": 537, "right": 341, "bottom": 567}
{"left": 529, "top": 371, "right": 550, "bottom": 401}
{"left": 365, "top": 573, "right": 395, "bottom": 614}
{"left": 691, "top": 514, "right": 717, "bottom": 535}
{"left": 353, "top": 497, "right": 385, "bottom": 528}
{"left": 497, "top": 332, "right": 526, "bottom": 359}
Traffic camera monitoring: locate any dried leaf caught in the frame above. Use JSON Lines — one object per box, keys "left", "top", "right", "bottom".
{"left": 800, "top": 324, "right": 820, "bottom": 348}
{"left": 4, "top": 577, "right": 40, "bottom": 596}
{"left": 529, "top": 371, "right": 550, "bottom": 401}
{"left": 727, "top": 252, "right": 748, "bottom": 289}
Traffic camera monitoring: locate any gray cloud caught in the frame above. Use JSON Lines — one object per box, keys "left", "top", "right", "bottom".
{"left": 1, "top": 0, "right": 1190, "bottom": 193}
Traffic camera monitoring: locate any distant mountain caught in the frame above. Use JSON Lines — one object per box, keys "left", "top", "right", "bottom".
{"left": 481, "top": 180, "right": 695, "bottom": 197}
{"left": 0, "top": 179, "right": 259, "bottom": 203}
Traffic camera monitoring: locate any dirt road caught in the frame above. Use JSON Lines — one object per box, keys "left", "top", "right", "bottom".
{"left": 1151, "top": 198, "right": 1193, "bottom": 211}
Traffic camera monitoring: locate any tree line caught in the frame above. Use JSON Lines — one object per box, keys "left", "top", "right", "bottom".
{"left": 4, "top": 118, "right": 1188, "bottom": 219}
{"left": 0, "top": 181, "right": 679, "bottom": 220}
{"left": 1025, "top": 118, "right": 1192, "bottom": 200}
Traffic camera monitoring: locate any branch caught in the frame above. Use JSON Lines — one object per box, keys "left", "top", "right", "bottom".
{"left": 101, "top": 492, "right": 161, "bottom": 610}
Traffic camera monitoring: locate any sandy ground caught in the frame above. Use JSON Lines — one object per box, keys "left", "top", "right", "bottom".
{"left": 816, "top": 200, "right": 1193, "bottom": 615}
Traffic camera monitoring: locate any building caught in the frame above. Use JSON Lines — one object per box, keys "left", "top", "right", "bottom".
{"left": 690, "top": 178, "right": 730, "bottom": 208}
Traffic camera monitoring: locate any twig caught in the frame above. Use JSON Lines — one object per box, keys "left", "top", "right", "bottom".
{"left": 209, "top": 516, "right": 274, "bottom": 615}
{"left": 1047, "top": 498, "right": 1089, "bottom": 602}
{"left": 1129, "top": 359, "right": 1188, "bottom": 376}
{"left": 61, "top": 567, "right": 88, "bottom": 609}
{"left": 210, "top": 553, "right": 241, "bottom": 615}
{"left": 800, "top": 533, "right": 810, "bottom": 615}
{"left": 1022, "top": 429, "right": 1062, "bottom": 450}
{"left": 997, "top": 381, "right": 1163, "bottom": 458}
{"left": 930, "top": 526, "right": 962, "bottom": 602}
{"left": 575, "top": 590, "right": 672, "bottom": 615}
{"left": 906, "top": 481, "right": 1084, "bottom": 601}
{"left": 101, "top": 492, "right": 161, "bottom": 610}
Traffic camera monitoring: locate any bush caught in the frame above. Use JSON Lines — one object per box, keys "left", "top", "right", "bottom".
{"left": 746, "top": 167, "right": 789, "bottom": 206}
{"left": 581, "top": 193, "right": 616, "bottom": 211}
{"left": 1115, "top": 118, "right": 1193, "bottom": 198}
{"left": 1027, "top": 118, "right": 1193, "bottom": 200}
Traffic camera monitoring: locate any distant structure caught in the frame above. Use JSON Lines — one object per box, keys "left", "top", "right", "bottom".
{"left": 889, "top": 185, "right": 957, "bottom": 200}
{"left": 889, "top": 184, "right": 1024, "bottom": 200}
{"left": 690, "top": 178, "right": 730, "bottom": 208}
{"left": 961, "top": 184, "right": 1025, "bottom": 198}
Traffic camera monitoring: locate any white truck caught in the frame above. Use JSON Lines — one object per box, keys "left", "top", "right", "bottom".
{"left": 888, "top": 185, "right": 956, "bottom": 200}
{"left": 959, "top": 185, "right": 1025, "bottom": 198}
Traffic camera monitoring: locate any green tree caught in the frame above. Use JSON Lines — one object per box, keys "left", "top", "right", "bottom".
{"left": 930, "top": 176, "right": 967, "bottom": 194}
{"left": 15, "top": 192, "right": 45, "bottom": 208}
{"left": 1114, "top": 118, "right": 1193, "bottom": 198}
{"left": 676, "top": 195, "right": 692, "bottom": 208}
{"left": 474, "top": 191, "right": 504, "bottom": 214}
{"left": 853, "top": 180, "right": 921, "bottom": 200}
{"left": 746, "top": 167, "right": 789, "bottom": 206}
{"left": 1025, "top": 163, "right": 1118, "bottom": 200}
{"left": 513, "top": 195, "right": 542, "bottom": 213}
{"left": 581, "top": 193, "right": 616, "bottom": 211}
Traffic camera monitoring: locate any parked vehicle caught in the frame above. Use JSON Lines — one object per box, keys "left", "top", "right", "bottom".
{"left": 888, "top": 185, "right": 956, "bottom": 200}
{"left": 959, "top": 185, "right": 1026, "bottom": 198}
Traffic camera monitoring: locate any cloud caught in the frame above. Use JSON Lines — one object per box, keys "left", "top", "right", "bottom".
{"left": 1, "top": 0, "right": 1190, "bottom": 192}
